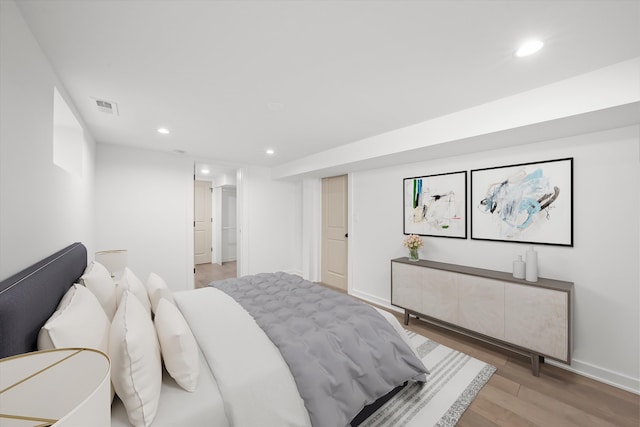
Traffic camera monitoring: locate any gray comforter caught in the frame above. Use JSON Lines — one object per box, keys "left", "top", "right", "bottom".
{"left": 212, "top": 272, "right": 428, "bottom": 427}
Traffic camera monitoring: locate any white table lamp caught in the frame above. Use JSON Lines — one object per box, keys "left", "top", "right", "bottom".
{"left": 95, "top": 250, "right": 128, "bottom": 279}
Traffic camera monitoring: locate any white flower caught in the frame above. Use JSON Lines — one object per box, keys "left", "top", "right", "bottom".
{"left": 403, "top": 234, "right": 424, "bottom": 249}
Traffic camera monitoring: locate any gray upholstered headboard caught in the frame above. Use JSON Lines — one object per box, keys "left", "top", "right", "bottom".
{"left": 0, "top": 242, "right": 87, "bottom": 358}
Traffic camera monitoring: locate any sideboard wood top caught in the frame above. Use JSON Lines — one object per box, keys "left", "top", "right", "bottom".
{"left": 391, "top": 257, "right": 573, "bottom": 292}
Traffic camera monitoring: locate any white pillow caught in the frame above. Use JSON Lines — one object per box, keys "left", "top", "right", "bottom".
{"left": 117, "top": 267, "right": 152, "bottom": 314}
{"left": 154, "top": 298, "right": 199, "bottom": 392}
{"left": 80, "top": 261, "right": 117, "bottom": 320}
{"left": 37, "top": 284, "right": 110, "bottom": 354}
{"left": 110, "top": 291, "right": 162, "bottom": 427}
{"left": 146, "top": 272, "right": 175, "bottom": 313}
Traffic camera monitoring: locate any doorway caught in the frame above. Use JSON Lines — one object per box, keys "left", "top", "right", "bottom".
{"left": 321, "top": 175, "right": 348, "bottom": 291}
{"left": 194, "top": 180, "right": 212, "bottom": 265}
{"left": 193, "top": 163, "right": 239, "bottom": 287}
{"left": 194, "top": 182, "right": 238, "bottom": 288}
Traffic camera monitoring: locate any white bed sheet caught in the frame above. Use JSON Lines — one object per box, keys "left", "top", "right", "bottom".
{"left": 111, "top": 347, "right": 228, "bottom": 427}
{"left": 175, "top": 287, "right": 312, "bottom": 427}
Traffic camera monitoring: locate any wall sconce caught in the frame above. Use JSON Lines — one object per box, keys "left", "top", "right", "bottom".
{"left": 95, "top": 250, "right": 128, "bottom": 279}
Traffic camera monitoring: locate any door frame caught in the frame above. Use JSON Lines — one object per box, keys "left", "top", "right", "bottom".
{"left": 301, "top": 174, "right": 353, "bottom": 293}
{"left": 194, "top": 179, "right": 213, "bottom": 265}
{"left": 321, "top": 175, "right": 349, "bottom": 291}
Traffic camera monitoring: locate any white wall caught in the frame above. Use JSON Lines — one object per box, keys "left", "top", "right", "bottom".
{"left": 301, "top": 178, "right": 322, "bottom": 281}
{"left": 94, "top": 144, "right": 194, "bottom": 291}
{"left": 95, "top": 148, "right": 303, "bottom": 288}
{"left": 94, "top": 150, "right": 304, "bottom": 289}
{"left": 237, "top": 166, "right": 303, "bottom": 276}
{"left": 0, "top": 0, "right": 95, "bottom": 279}
{"left": 348, "top": 125, "right": 639, "bottom": 393}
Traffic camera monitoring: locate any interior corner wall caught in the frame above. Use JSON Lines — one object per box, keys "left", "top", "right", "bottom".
{"left": 94, "top": 143, "right": 194, "bottom": 291}
{"left": 349, "top": 125, "right": 639, "bottom": 393}
{"left": 238, "top": 166, "right": 303, "bottom": 276}
{"left": 301, "top": 178, "right": 322, "bottom": 281}
{"left": 0, "top": 0, "right": 95, "bottom": 280}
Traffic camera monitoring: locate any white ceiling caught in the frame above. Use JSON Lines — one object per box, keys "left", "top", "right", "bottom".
{"left": 16, "top": 0, "right": 640, "bottom": 172}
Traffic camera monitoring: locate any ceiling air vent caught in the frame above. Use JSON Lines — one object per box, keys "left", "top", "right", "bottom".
{"left": 92, "top": 98, "right": 119, "bottom": 116}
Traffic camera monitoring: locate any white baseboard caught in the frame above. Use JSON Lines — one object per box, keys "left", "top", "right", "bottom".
{"left": 350, "top": 290, "right": 640, "bottom": 396}
{"left": 548, "top": 358, "right": 640, "bottom": 395}
{"left": 349, "top": 289, "right": 403, "bottom": 314}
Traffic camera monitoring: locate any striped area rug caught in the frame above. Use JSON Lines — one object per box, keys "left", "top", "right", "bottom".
{"left": 363, "top": 330, "right": 496, "bottom": 427}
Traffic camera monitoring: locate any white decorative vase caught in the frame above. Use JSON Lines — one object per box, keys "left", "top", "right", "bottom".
{"left": 525, "top": 246, "right": 538, "bottom": 282}
{"left": 513, "top": 255, "right": 526, "bottom": 279}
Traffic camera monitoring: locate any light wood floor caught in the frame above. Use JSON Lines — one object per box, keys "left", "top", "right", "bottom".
{"left": 194, "top": 262, "right": 236, "bottom": 288}
{"left": 398, "top": 313, "right": 639, "bottom": 427}
{"left": 198, "top": 274, "right": 639, "bottom": 426}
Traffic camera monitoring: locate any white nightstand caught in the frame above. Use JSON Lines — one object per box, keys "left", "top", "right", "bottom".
{"left": 0, "top": 348, "right": 111, "bottom": 427}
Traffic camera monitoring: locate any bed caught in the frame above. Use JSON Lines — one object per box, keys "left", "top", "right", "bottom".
{"left": 0, "top": 243, "right": 429, "bottom": 427}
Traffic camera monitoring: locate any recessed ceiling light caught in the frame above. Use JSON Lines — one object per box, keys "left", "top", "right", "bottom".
{"left": 515, "top": 39, "right": 544, "bottom": 57}
{"left": 157, "top": 127, "right": 170, "bottom": 134}
{"left": 201, "top": 168, "right": 210, "bottom": 174}
{"left": 266, "top": 149, "right": 275, "bottom": 155}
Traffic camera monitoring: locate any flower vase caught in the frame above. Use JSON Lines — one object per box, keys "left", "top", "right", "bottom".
{"left": 409, "top": 247, "right": 419, "bottom": 262}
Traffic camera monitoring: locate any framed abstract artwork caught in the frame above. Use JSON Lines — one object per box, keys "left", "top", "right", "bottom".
{"left": 470, "top": 158, "right": 573, "bottom": 246}
{"left": 403, "top": 171, "right": 467, "bottom": 238}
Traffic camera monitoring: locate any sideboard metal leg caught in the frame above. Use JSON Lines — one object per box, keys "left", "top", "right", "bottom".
{"left": 404, "top": 310, "right": 410, "bottom": 325}
{"left": 531, "top": 353, "right": 541, "bottom": 376}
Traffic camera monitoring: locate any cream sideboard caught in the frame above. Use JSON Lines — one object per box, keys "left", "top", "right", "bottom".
{"left": 391, "top": 257, "right": 573, "bottom": 376}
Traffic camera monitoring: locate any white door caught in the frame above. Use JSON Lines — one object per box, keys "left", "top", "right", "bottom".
{"left": 321, "top": 175, "right": 348, "bottom": 291}
{"left": 194, "top": 180, "right": 212, "bottom": 265}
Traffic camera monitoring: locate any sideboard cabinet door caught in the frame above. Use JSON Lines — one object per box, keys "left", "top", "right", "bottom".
{"left": 504, "top": 283, "right": 569, "bottom": 361}
{"left": 420, "top": 267, "right": 458, "bottom": 325}
{"left": 391, "top": 262, "right": 421, "bottom": 314}
{"left": 392, "top": 263, "right": 458, "bottom": 324}
{"left": 457, "top": 274, "right": 505, "bottom": 340}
